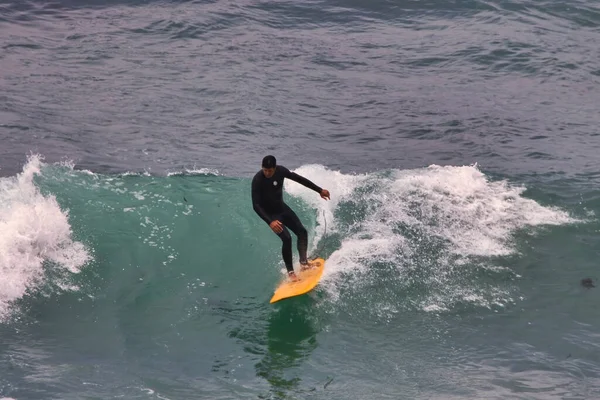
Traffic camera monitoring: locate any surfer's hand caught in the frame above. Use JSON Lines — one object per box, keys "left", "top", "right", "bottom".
{"left": 320, "top": 189, "right": 330, "bottom": 200}
{"left": 270, "top": 220, "right": 283, "bottom": 233}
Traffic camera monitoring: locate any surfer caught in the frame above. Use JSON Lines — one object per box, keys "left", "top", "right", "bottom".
{"left": 251, "top": 155, "right": 330, "bottom": 280}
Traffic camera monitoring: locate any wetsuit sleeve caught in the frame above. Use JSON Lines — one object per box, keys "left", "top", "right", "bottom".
{"left": 251, "top": 176, "right": 273, "bottom": 225}
{"left": 282, "top": 167, "right": 322, "bottom": 193}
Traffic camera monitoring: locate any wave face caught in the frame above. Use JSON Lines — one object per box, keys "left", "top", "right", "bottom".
{"left": 1, "top": 156, "right": 596, "bottom": 400}
{"left": 2, "top": 156, "right": 576, "bottom": 321}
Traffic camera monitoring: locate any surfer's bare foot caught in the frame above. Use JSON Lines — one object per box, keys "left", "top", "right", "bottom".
{"left": 288, "top": 271, "right": 299, "bottom": 281}
{"left": 300, "top": 260, "right": 316, "bottom": 271}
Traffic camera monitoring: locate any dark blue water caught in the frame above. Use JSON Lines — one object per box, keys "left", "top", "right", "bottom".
{"left": 1, "top": 0, "right": 600, "bottom": 399}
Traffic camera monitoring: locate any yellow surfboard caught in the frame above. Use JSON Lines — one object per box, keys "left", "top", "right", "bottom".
{"left": 269, "top": 258, "right": 326, "bottom": 304}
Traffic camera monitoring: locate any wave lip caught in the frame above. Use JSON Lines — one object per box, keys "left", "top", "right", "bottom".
{"left": 0, "top": 155, "right": 91, "bottom": 322}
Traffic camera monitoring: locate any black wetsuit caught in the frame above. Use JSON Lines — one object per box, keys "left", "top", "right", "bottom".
{"left": 251, "top": 166, "right": 322, "bottom": 272}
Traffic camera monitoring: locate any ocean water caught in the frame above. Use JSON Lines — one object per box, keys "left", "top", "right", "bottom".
{"left": 1, "top": 0, "right": 600, "bottom": 399}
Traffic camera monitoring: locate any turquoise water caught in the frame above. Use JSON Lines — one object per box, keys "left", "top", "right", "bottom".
{"left": 1, "top": 156, "right": 598, "bottom": 399}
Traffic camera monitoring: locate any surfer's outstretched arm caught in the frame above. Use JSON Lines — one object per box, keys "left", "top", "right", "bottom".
{"left": 282, "top": 167, "right": 330, "bottom": 199}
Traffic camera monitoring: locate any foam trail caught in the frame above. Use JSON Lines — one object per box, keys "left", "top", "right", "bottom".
{"left": 287, "top": 163, "right": 578, "bottom": 312}
{"left": 0, "top": 155, "right": 91, "bottom": 321}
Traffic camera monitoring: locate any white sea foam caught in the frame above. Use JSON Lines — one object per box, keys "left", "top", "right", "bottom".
{"left": 0, "top": 155, "right": 91, "bottom": 321}
{"left": 287, "top": 163, "right": 578, "bottom": 313}
{"left": 166, "top": 167, "right": 220, "bottom": 177}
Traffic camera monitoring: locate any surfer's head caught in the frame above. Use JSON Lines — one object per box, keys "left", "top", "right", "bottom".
{"left": 262, "top": 155, "right": 276, "bottom": 178}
